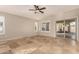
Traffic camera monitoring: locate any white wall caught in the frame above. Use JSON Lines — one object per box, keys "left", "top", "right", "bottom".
{"left": 0, "top": 8, "right": 79, "bottom": 41}
{"left": 0, "top": 12, "right": 36, "bottom": 40}
{"left": 38, "top": 8, "right": 79, "bottom": 40}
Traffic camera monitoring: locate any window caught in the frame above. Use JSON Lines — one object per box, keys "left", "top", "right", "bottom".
{"left": 70, "top": 21, "right": 76, "bottom": 33}
{"left": 41, "top": 22, "right": 50, "bottom": 32}
{"left": 56, "top": 21, "right": 64, "bottom": 33}
{"left": 0, "top": 16, "right": 5, "bottom": 35}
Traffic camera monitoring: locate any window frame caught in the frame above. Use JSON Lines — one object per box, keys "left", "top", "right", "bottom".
{"left": 41, "top": 21, "right": 50, "bottom": 32}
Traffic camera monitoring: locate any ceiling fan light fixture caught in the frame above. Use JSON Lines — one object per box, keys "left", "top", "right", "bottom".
{"left": 29, "top": 5, "right": 46, "bottom": 14}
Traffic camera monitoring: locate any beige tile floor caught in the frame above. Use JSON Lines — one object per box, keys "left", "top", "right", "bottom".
{"left": 0, "top": 35, "right": 79, "bottom": 54}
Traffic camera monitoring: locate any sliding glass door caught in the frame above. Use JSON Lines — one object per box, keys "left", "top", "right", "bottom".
{"left": 56, "top": 19, "right": 77, "bottom": 40}
{"left": 56, "top": 20, "right": 65, "bottom": 38}
{"left": 65, "top": 20, "right": 76, "bottom": 40}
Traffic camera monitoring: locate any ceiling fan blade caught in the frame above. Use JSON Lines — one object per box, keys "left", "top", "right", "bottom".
{"left": 39, "top": 7, "right": 46, "bottom": 10}
{"left": 34, "top": 5, "right": 37, "bottom": 8}
{"left": 29, "top": 9, "right": 35, "bottom": 11}
{"left": 39, "top": 10, "right": 44, "bottom": 13}
{"left": 34, "top": 12, "right": 38, "bottom": 14}
{"left": 34, "top": 5, "right": 39, "bottom": 10}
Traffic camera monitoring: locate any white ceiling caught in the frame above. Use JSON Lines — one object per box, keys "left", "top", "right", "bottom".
{"left": 0, "top": 5, "right": 79, "bottom": 20}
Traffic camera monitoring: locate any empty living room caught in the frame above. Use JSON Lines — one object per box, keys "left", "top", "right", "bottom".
{"left": 0, "top": 5, "right": 79, "bottom": 54}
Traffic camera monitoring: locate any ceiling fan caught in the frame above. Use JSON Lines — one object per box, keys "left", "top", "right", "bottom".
{"left": 29, "top": 5, "right": 46, "bottom": 14}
